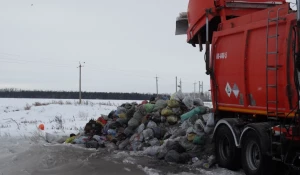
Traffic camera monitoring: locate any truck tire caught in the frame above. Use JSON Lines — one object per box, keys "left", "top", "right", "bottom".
{"left": 241, "top": 130, "right": 273, "bottom": 175}
{"left": 215, "top": 125, "right": 240, "bottom": 170}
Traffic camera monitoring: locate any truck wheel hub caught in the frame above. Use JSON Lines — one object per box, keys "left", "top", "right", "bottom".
{"left": 246, "top": 141, "right": 261, "bottom": 170}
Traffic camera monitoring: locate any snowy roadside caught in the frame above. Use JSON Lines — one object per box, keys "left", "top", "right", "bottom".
{"left": 0, "top": 98, "right": 243, "bottom": 175}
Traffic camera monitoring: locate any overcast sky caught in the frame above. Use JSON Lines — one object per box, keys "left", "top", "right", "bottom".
{"left": 0, "top": 0, "right": 296, "bottom": 94}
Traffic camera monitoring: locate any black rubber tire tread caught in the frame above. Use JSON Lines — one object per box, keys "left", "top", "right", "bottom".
{"left": 215, "top": 124, "right": 241, "bottom": 170}
{"left": 241, "top": 130, "right": 274, "bottom": 175}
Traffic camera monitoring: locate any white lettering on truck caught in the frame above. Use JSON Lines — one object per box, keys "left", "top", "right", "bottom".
{"left": 216, "top": 52, "right": 227, "bottom": 59}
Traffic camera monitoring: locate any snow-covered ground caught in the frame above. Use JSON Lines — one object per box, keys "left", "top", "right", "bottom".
{"left": 0, "top": 98, "right": 243, "bottom": 175}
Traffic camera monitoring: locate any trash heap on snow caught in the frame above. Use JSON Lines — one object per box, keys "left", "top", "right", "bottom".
{"left": 64, "top": 91, "right": 216, "bottom": 169}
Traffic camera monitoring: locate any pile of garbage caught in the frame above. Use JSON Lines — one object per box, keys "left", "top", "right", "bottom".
{"left": 64, "top": 91, "right": 216, "bottom": 169}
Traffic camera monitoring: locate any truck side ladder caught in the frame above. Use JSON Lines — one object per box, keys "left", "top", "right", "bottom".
{"left": 266, "top": 7, "right": 285, "bottom": 161}
{"left": 266, "top": 8, "right": 286, "bottom": 119}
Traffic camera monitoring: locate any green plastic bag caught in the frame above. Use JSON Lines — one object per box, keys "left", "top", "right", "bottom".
{"left": 153, "top": 100, "right": 167, "bottom": 112}
{"left": 193, "top": 135, "right": 206, "bottom": 145}
{"left": 180, "top": 106, "right": 207, "bottom": 122}
{"left": 144, "top": 103, "right": 155, "bottom": 113}
{"left": 65, "top": 136, "right": 76, "bottom": 143}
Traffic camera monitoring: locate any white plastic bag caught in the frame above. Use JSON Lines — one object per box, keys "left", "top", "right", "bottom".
{"left": 182, "top": 96, "right": 194, "bottom": 109}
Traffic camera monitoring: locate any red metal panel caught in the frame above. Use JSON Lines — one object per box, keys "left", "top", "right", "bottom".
{"left": 210, "top": 4, "right": 297, "bottom": 117}
{"left": 213, "top": 31, "right": 245, "bottom": 107}
{"left": 187, "top": 0, "right": 215, "bottom": 41}
{"left": 246, "top": 23, "right": 286, "bottom": 111}
{"left": 186, "top": 0, "right": 287, "bottom": 42}
{"left": 223, "top": 0, "right": 285, "bottom": 3}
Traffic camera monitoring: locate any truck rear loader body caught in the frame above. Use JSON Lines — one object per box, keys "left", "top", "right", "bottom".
{"left": 176, "top": 0, "right": 300, "bottom": 174}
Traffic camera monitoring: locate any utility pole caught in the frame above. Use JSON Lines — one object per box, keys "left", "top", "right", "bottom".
{"left": 194, "top": 82, "right": 197, "bottom": 98}
{"left": 199, "top": 81, "right": 201, "bottom": 97}
{"left": 155, "top": 75, "right": 159, "bottom": 95}
{"left": 176, "top": 76, "right": 178, "bottom": 92}
{"left": 201, "top": 81, "right": 203, "bottom": 94}
{"left": 78, "top": 62, "right": 85, "bottom": 104}
{"left": 180, "top": 79, "right": 182, "bottom": 91}
{"left": 199, "top": 81, "right": 204, "bottom": 98}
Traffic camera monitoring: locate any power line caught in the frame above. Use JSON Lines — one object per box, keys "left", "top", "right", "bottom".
{"left": 0, "top": 58, "right": 68, "bottom": 67}
{"left": 0, "top": 51, "right": 78, "bottom": 63}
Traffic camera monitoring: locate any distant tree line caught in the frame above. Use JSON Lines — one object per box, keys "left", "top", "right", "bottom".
{"left": 0, "top": 88, "right": 161, "bottom": 100}
{"left": 0, "top": 88, "right": 212, "bottom": 101}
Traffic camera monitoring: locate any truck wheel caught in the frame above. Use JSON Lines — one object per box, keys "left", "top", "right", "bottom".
{"left": 215, "top": 125, "right": 240, "bottom": 170}
{"left": 241, "top": 130, "right": 272, "bottom": 175}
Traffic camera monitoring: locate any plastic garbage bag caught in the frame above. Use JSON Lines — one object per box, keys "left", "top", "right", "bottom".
{"left": 165, "top": 150, "right": 180, "bottom": 163}
{"left": 202, "top": 155, "right": 216, "bottom": 169}
{"left": 46, "top": 133, "right": 68, "bottom": 143}
{"left": 118, "top": 113, "right": 127, "bottom": 119}
{"left": 187, "top": 133, "right": 197, "bottom": 142}
{"left": 167, "top": 99, "right": 180, "bottom": 108}
{"left": 65, "top": 136, "right": 76, "bottom": 143}
{"left": 108, "top": 121, "right": 121, "bottom": 129}
{"left": 126, "top": 106, "right": 136, "bottom": 120}
{"left": 93, "top": 135, "right": 105, "bottom": 145}
{"left": 73, "top": 136, "right": 89, "bottom": 144}
{"left": 128, "top": 118, "right": 139, "bottom": 129}
{"left": 144, "top": 103, "right": 155, "bottom": 113}
{"left": 142, "top": 128, "right": 154, "bottom": 141}
{"left": 170, "top": 128, "right": 187, "bottom": 139}
{"left": 107, "top": 129, "right": 117, "bottom": 136}
{"left": 167, "top": 115, "right": 178, "bottom": 125}
{"left": 152, "top": 127, "right": 167, "bottom": 139}
{"left": 204, "top": 113, "right": 215, "bottom": 134}
{"left": 130, "top": 133, "right": 144, "bottom": 142}
{"left": 204, "top": 126, "right": 214, "bottom": 134}
{"left": 132, "top": 110, "right": 144, "bottom": 120}
{"left": 179, "top": 137, "right": 197, "bottom": 151}
{"left": 124, "top": 127, "right": 135, "bottom": 137}
{"left": 153, "top": 100, "right": 167, "bottom": 112}
{"left": 180, "top": 120, "right": 193, "bottom": 130}
{"left": 119, "top": 138, "right": 130, "bottom": 150}
{"left": 172, "top": 107, "right": 182, "bottom": 116}
{"left": 116, "top": 107, "right": 126, "bottom": 115}
{"left": 85, "top": 140, "right": 99, "bottom": 149}
{"left": 193, "top": 98, "right": 204, "bottom": 106}
{"left": 193, "top": 135, "right": 206, "bottom": 145}
{"left": 182, "top": 96, "right": 194, "bottom": 109}
{"left": 147, "top": 121, "right": 157, "bottom": 129}
{"left": 144, "top": 146, "right": 160, "bottom": 156}
{"left": 179, "top": 152, "right": 191, "bottom": 164}
{"left": 131, "top": 141, "right": 143, "bottom": 151}
{"left": 148, "top": 138, "right": 160, "bottom": 146}
{"left": 206, "top": 113, "right": 215, "bottom": 127}
{"left": 157, "top": 147, "right": 168, "bottom": 159}
{"left": 161, "top": 107, "right": 174, "bottom": 116}
{"left": 180, "top": 106, "right": 207, "bottom": 122}
{"left": 150, "top": 115, "right": 166, "bottom": 124}
{"left": 194, "top": 119, "right": 205, "bottom": 132}
{"left": 186, "top": 127, "right": 196, "bottom": 134}
{"left": 116, "top": 118, "right": 128, "bottom": 126}
{"left": 166, "top": 141, "right": 186, "bottom": 153}
{"left": 171, "top": 91, "right": 185, "bottom": 101}
{"left": 136, "top": 123, "right": 145, "bottom": 134}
